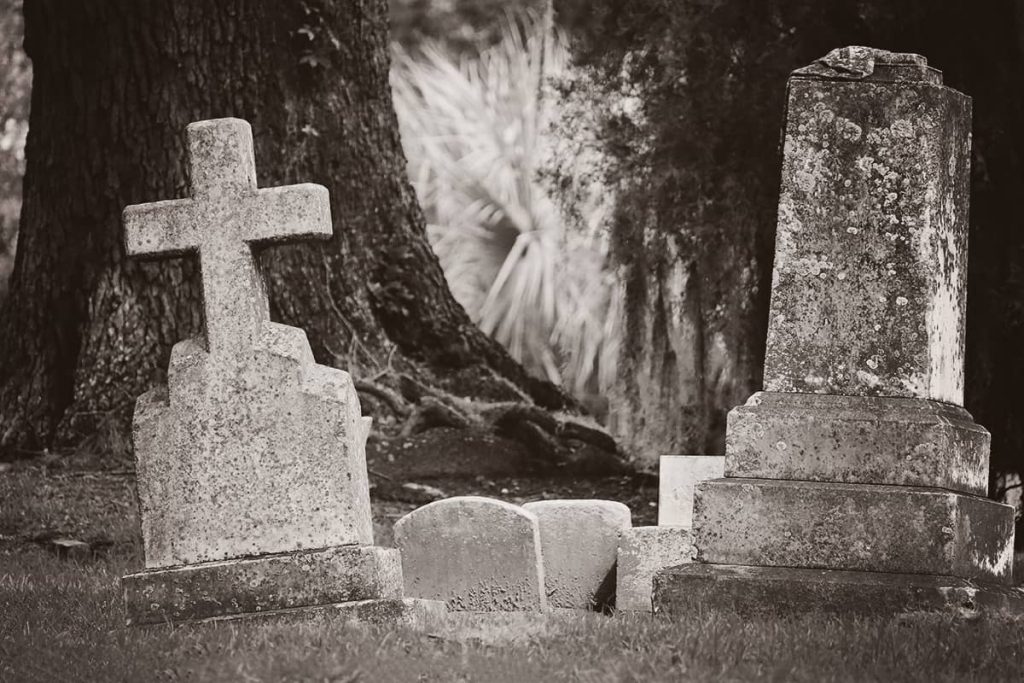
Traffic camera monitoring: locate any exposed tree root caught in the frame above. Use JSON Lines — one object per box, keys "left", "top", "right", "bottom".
{"left": 355, "top": 373, "right": 628, "bottom": 473}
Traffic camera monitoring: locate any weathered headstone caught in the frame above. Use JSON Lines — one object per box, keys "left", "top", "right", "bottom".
{"left": 615, "top": 526, "right": 694, "bottom": 613}
{"left": 523, "top": 500, "right": 631, "bottom": 610}
{"left": 654, "top": 48, "right": 1021, "bottom": 618}
{"left": 394, "top": 497, "right": 547, "bottom": 612}
{"left": 657, "top": 456, "right": 725, "bottom": 527}
{"left": 120, "top": 118, "right": 443, "bottom": 626}
{"left": 614, "top": 455, "right": 721, "bottom": 612}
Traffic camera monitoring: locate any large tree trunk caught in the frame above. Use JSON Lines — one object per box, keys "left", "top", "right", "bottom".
{"left": 0, "top": 0, "right": 613, "bottom": 469}
{"left": 558, "top": 0, "right": 1024, "bottom": 478}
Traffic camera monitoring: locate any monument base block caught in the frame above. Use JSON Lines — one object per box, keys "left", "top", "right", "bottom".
{"left": 694, "top": 478, "right": 1015, "bottom": 583}
{"left": 122, "top": 545, "right": 432, "bottom": 626}
{"left": 653, "top": 564, "right": 1024, "bottom": 619}
{"left": 726, "top": 392, "right": 990, "bottom": 495}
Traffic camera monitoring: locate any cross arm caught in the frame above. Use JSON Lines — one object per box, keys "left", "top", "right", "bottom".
{"left": 123, "top": 198, "right": 201, "bottom": 258}
{"left": 242, "top": 184, "right": 333, "bottom": 244}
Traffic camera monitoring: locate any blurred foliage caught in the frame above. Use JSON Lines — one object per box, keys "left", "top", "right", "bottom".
{"left": 554, "top": 0, "right": 1024, "bottom": 479}
{"left": 390, "top": 0, "right": 545, "bottom": 55}
{"left": 0, "top": 0, "right": 30, "bottom": 300}
{"left": 391, "top": 12, "right": 619, "bottom": 398}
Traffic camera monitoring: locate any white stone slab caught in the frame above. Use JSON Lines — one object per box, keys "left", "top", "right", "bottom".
{"left": 394, "top": 497, "right": 547, "bottom": 612}
{"left": 616, "top": 526, "right": 694, "bottom": 612}
{"left": 658, "top": 455, "right": 725, "bottom": 527}
{"left": 523, "top": 500, "right": 631, "bottom": 610}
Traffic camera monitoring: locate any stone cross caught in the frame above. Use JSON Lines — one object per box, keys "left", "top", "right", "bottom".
{"left": 123, "top": 118, "right": 331, "bottom": 356}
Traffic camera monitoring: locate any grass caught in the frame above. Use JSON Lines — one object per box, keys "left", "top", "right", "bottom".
{"left": 3, "top": 466, "right": 1024, "bottom": 681}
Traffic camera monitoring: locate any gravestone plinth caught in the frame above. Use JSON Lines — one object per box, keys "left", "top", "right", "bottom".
{"left": 653, "top": 48, "right": 1021, "bottom": 618}
{"left": 120, "top": 118, "right": 443, "bottom": 626}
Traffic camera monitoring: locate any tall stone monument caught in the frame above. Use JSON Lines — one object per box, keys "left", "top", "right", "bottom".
{"left": 120, "top": 118, "right": 443, "bottom": 626}
{"left": 654, "top": 48, "right": 1022, "bottom": 616}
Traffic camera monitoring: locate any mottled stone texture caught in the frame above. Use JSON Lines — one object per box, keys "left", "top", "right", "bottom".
{"left": 615, "top": 526, "right": 694, "bottom": 613}
{"left": 694, "top": 478, "right": 1015, "bottom": 583}
{"left": 727, "top": 392, "right": 990, "bottom": 495}
{"left": 123, "top": 546, "right": 401, "bottom": 625}
{"left": 134, "top": 325, "right": 373, "bottom": 568}
{"left": 652, "top": 49, "right": 1018, "bottom": 619}
{"left": 124, "top": 118, "right": 332, "bottom": 357}
{"left": 658, "top": 456, "right": 725, "bottom": 527}
{"left": 394, "top": 497, "right": 547, "bottom": 612}
{"left": 763, "top": 50, "right": 971, "bottom": 404}
{"left": 654, "top": 565, "right": 1024, "bottom": 619}
{"left": 523, "top": 500, "right": 631, "bottom": 610}
{"left": 123, "top": 119, "right": 371, "bottom": 568}
{"left": 119, "top": 119, "right": 424, "bottom": 627}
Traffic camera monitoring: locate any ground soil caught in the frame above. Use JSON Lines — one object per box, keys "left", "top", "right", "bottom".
{"left": 0, "top": 458, "right": 659, "bottom": 558}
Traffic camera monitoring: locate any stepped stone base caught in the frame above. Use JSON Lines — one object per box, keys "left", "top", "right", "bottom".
{"left": 695, "top": 478, "right": 1015, "bottom": 583}
{"left": 726, "top": 392, "right": 990, "bottom": 495}
{"left": 653, "top": 564, "right": 1024, "bottom": 619}
{"left": 123, "top": 545, "right": 416, "bottom": 625}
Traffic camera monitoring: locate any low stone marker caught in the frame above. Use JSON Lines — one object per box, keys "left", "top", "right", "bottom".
{"left": 657, "top": 455, "right": 725, "bottom": 527}
{"left": 119, "top": 118, "right": 442, "bottom": 626}
{"left": 394, "top": 497, "right": 547, "bottom": 612}
{"left": 523, "top": 500, "right": 631, "bottom": 610}
{"left": 654, "top": 47, "right": 1021, "bottom": 618}
{"left": 616, "top": 526, "right": 694, "bottom": 612}
{"left": 612, "top": 456, "right": 720, "bottom": 612}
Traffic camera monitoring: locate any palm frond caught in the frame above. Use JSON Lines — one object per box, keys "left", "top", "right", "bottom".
{"left": 391, "top": 11, "right": 619, "bottom": 398}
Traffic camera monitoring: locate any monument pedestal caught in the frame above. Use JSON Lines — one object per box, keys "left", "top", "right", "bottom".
{"left": 123, "top": 544, "right": 445, "bottom": 626}
{"left": 654, "top": 564, "right": 1024, "bottom": 619}
{"left": 727, "top": 392, "right": 991, "bottom": 495}
{"left": 652, "top": 48, "right": 1019, "bottom": 619}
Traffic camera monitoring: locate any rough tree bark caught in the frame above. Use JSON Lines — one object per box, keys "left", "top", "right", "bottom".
{"left": 558, "top": 0, "right": 1024, "bottom": 480}
{"left": 0, "top": 0, "right": 618, "bottom": 471}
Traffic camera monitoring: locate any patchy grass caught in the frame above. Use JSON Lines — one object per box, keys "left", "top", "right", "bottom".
{"left": 3, "top": 465, "right": 1024, "bottom": 681}
{"left": 3, "top": 547, "right": 1024, "bottom": 682}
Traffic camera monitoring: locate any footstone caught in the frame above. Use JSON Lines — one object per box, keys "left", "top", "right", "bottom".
{"left": 726, "top": 392, "right": 989, "bottom": 495}
{"left": 615, "top": 526, "right": 694, "bottom": 613}
{"left": 120, "top": 118, "right": 432, "bottom": 627}
{"left": 523, "top": 500, "right": 631, "bottom": 610}
{"left": 694, "top": 478, "right": 1014, "bottom": 583}
{"left": 657, "top": 456, "right": 725, "bottom": 527}
{"left": 394, "top": 497, "right": 547, "bottom": 611}
{"left": 654, "top": 564, "right": 1024, "bottom": 619}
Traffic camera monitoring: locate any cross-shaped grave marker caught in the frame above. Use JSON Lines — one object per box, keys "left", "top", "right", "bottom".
{"left": 123, "top": 117, "right": 331, "bottom": 356}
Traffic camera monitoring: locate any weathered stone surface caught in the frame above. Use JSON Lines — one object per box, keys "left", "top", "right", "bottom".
{"left": 656, "top": 49, "right": 1020, "bottom": 620}
{"left": 123, "top": 118, "right": 373, "bottom": 569}
{"left": 762, "top": 48, "right": 971, "bottom": 405}
{"left": 123, "top": 118, "right": 331, "bottom": 357}
{"left": 726, "top": 392, "right": 990, "bottom": 495}
{"left": 654, "top": 564, "right": 1024, "bottom": 619}
{"left": 394, "top": 497, "right": 547, "bottom": 611}
{"left": 615, "top": 526, "right": 694, "bottom": 613}
{"left": 133, "top": 324, "right": 373, "bottom": 568}
{"left": 694, "top": 478, "right": 1015, "bottom": 583}
{"left": 123, "top": 546, "right": 402, "bottom": 625}
{"left": 658, "top": 455, "right": 725, "bottom": 527}
{"left": 523, "top": 500, "right": 631, "bottom": 610}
